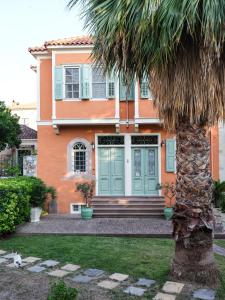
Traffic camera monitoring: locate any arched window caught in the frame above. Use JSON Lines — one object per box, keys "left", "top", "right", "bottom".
{"left": 72, "top": 142, "right": 87, "bottom": 173}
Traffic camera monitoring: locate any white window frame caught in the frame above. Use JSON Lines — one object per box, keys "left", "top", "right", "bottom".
{"left": 63, "top": 65, "right": 81, "bottom": 100}
{"left": 67, "top": 138, "right": 92, "bottom": 177}
{"left": 70, "top": 203, "right": 86, "bottom": 214}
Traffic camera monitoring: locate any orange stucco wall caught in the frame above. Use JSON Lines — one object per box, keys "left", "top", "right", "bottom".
{"left": 56, "top": 100, "right": 115, "bottom": 119}
{"left": 40, "top": 59, "right": 52, "bottom": 120}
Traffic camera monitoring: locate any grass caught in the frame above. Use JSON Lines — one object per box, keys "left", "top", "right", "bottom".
{"left": 1, "top": 236, "right": 225, "bottom": 298}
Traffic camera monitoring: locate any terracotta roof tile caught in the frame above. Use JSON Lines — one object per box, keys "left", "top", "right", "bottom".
{"left": 29, "top": 36, "right": 93, "bottom": 53}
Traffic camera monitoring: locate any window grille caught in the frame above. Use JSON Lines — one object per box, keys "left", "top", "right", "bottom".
{"left": 92, "top": 67, "right": 106, "bottom": 98}
{"left": 72, "top": 142, "right": 87, "bottom": 173}
{"left": 98, "top": 136, "right": 124, "bottom": 145}
{"left": 131, "top": 135, "right": 158, "bottom": 145}
{"left": 65, "top": 68, "right": 79, "bottom": 98}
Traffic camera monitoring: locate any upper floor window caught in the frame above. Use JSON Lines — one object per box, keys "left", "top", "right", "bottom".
{"left": 65, "top": 67, "right": 80, "bottom": 99}
{"left": 72, "top": 142, "right": 87, "bottom": 173}
{"left": 92, "top": 67, "right": 106, "bottom": 99}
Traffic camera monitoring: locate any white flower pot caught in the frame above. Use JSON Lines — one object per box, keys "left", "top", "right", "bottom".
{"left": 30, "top": 207, "right": 42, "bottom": 222}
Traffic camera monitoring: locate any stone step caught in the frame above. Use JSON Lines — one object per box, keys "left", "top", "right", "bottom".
{"left": 93, "top": 212, "right": 164, "bottom": 218}
{"left": 92, "top": 203, "right": 164, "bottom": 209}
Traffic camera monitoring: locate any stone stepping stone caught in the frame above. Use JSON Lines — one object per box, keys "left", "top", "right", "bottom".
{"left": 98, "top": 280, "right": 120, "bottom": 290}
{"left": 0, "top": 258, "right": 8, "bottom": 264}
{"left": 27, "top": 265, "right": 46, "bottom": 273}
{"left": 213, "top": 244, "right": 225, "bottom": 257}
{"left": 124, "top": 286, "right": 146, "bottom": 297}
{"left": 109, "top": 272, "right": 129, "bottom": 282}
{"left": 153, "top": 292, "right": 176, "bottom": 300}
{"left": 136, "top": 278, "right": 156, "bottom": 287}
{"left": 61, "top": 264, "right": 80, "bottom": 272}
{"left": 0, "top": 250, "right": 7, "bottom": 255}
{"left": 39, "top": 260, "right": 59, "bottom": 267}
{"left": 7, "top": 262, "right": 29, "bottom": 268}
{"left": 2, "top": 253, "right": 16, "bottom": 259}
{"left": 48, "top": 269, "right": 70, "bottom": 278}
{"left": 193, "top": 289, "right": 216, "bottom": 300}
{"left": 162, "top": 281, "right": 184, "bottom": 294}
{"left": 22, "top": 257, "right": 41, "bottom": 263}
{"left": 71, "top": 275, "right": 93, "bottom": 283}
{"left": 83, "top": 268, "right": 105, "bottom": 277}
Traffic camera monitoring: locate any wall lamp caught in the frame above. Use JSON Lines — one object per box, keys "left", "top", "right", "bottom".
{"left": 161, "top": 140, "right": 165, "bottom": 147}
{"left": 91, "top": 142, "right": 95, "bottom": 150}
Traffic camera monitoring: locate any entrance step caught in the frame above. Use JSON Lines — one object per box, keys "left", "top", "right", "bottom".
{"left": 92, "top": 196, "right": 165, "bottom": 218}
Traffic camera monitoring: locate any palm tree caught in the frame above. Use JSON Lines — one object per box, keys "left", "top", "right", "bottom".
{"left": 68, "top": 0, "right": 225, "bottom": 285}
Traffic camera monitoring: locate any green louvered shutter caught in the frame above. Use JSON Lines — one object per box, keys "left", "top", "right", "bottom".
{"left": 166, "top": 139, "right": 176, "bottom": 172}
{"left": 140, "top": 75, "right": 149, "bottom": 99}
{"left": 55, "top": 66, "right": 63, "bottom": 100}
{"left": 119, "top": 75, "right": 135, "bottom": 101}
{"left": 81, "top": 64, "right": 90, "bottom": 99}
{"left": 107, "top": 72, "right": 115, "bottom": 98}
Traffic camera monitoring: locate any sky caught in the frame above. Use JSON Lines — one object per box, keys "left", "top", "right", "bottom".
{"left": 0, "top": 0, "right": 86, "bottom": 105}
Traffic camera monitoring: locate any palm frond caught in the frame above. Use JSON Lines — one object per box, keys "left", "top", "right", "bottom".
{"left": 68, "top": 0, "right": 225, "bottom": 129}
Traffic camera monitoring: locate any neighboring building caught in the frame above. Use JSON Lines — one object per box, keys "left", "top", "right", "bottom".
{"left": 0, "top": 125, "right": 37, "bottom": 176}
{"left": 10, "top": 100, "right": 37, "bottom": 130}
{"left": 29, "top": 36, "right": 220, "bottom": 215}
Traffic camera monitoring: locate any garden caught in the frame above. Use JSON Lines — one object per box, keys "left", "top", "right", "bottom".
{"left": 0, "top": 176, "right": 55, "bottom": 234}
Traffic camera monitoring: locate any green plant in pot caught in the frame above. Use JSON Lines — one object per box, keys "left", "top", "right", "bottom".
{"left": 76, "top": 180, "right": 94, "bottom": 220}
{"left": 158, "top": 182, "right": 175, "bottom": 220}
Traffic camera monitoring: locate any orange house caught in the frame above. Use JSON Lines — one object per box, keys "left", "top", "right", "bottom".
{"left": 29, "top": 36, "right": 219, "bottom": 215}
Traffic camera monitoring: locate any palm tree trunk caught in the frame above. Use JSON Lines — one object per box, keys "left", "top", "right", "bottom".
{"left": 171, "top": 120, "right": 219, "bottom": 285}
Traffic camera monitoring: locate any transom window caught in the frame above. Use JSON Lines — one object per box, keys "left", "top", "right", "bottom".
{"left": 131, "top": 135, "right": 158, "bottom": 145}
{"left": 65, "top": 67, "right": 79, "bottom": 99}
{"left": 92, "top": 67, "right": 106, "bottom": 98}
{"left": 98, "top": 136, "right": 125, "bottom": 145}
{"left": 72, "top": 142, "right": 86, "bottom": 173}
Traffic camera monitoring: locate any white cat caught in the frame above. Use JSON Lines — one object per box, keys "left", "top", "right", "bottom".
{"left": 13, "top": 252, "right": 22, "bottom": 268}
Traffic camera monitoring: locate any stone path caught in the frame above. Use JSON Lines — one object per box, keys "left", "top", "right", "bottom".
{"left": 0, "top": 249, "right": 218, "bottom": 299}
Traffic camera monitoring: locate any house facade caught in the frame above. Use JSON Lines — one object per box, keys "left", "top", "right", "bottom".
{"left": 29, "top": 36, "right": 219, "bottom": 214}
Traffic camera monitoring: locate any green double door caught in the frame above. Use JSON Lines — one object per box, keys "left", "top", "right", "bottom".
{"left": 98, "top": 147, "right": 159, "bottom": 196}
{"left": 98, "top": 147, "right": 125, "bottom": 195}
{"left": 132, "top": 147, "right": 159, "bottom": 195}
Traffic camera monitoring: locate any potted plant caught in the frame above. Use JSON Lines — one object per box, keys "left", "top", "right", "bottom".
{"left": 158, "top": 182, "right": 175, "bottom": 220}
{"left": 76, "top": 180, "right": 94, "bottom": 220}
{"left": 30, "top": 178, "right": 47, "bottom": 222}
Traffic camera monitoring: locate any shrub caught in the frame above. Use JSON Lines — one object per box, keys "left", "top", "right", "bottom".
{"left": 15, "top": 177, "right": 47, "bottom": 208}
{"left": 0, "top": 179, "right": 31, "bottom": 233}
{"left": 47, "top": 280, "right": 78, "bottom": 300}
{"left": 0, "top": 176, "right": 49, "bottom": 234}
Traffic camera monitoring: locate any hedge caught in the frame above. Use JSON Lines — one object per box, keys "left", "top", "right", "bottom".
{"left": 0, "top": 176, "right": 47, "bottom": 234}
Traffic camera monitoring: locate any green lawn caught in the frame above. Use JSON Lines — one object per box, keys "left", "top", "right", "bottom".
{"left": 1, "top": 236, "right": 225, "bottom": 297}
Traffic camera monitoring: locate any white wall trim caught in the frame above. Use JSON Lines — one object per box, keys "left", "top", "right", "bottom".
{"left": 135, "top": 118, "right": 161, "bottom": 124}
{"left": 115, "top": 73, "right": 120, "bottom": 119}
{"left": 52, "top": 118, "right": 119, "bottom": 125}
{"left": 36, "top": 59, "right": 41, "bottom": 121}
{"left": 37, "top": 121, "right": 52, "bottom": 126}
{"left": 47, "top": 45, "right": 93, "bottom": 50}
{"left": 52, "top": 51, "right": 56, "bottom": 119}
{"left": 134, "top": 80, "right": 139, "bottom": 119}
